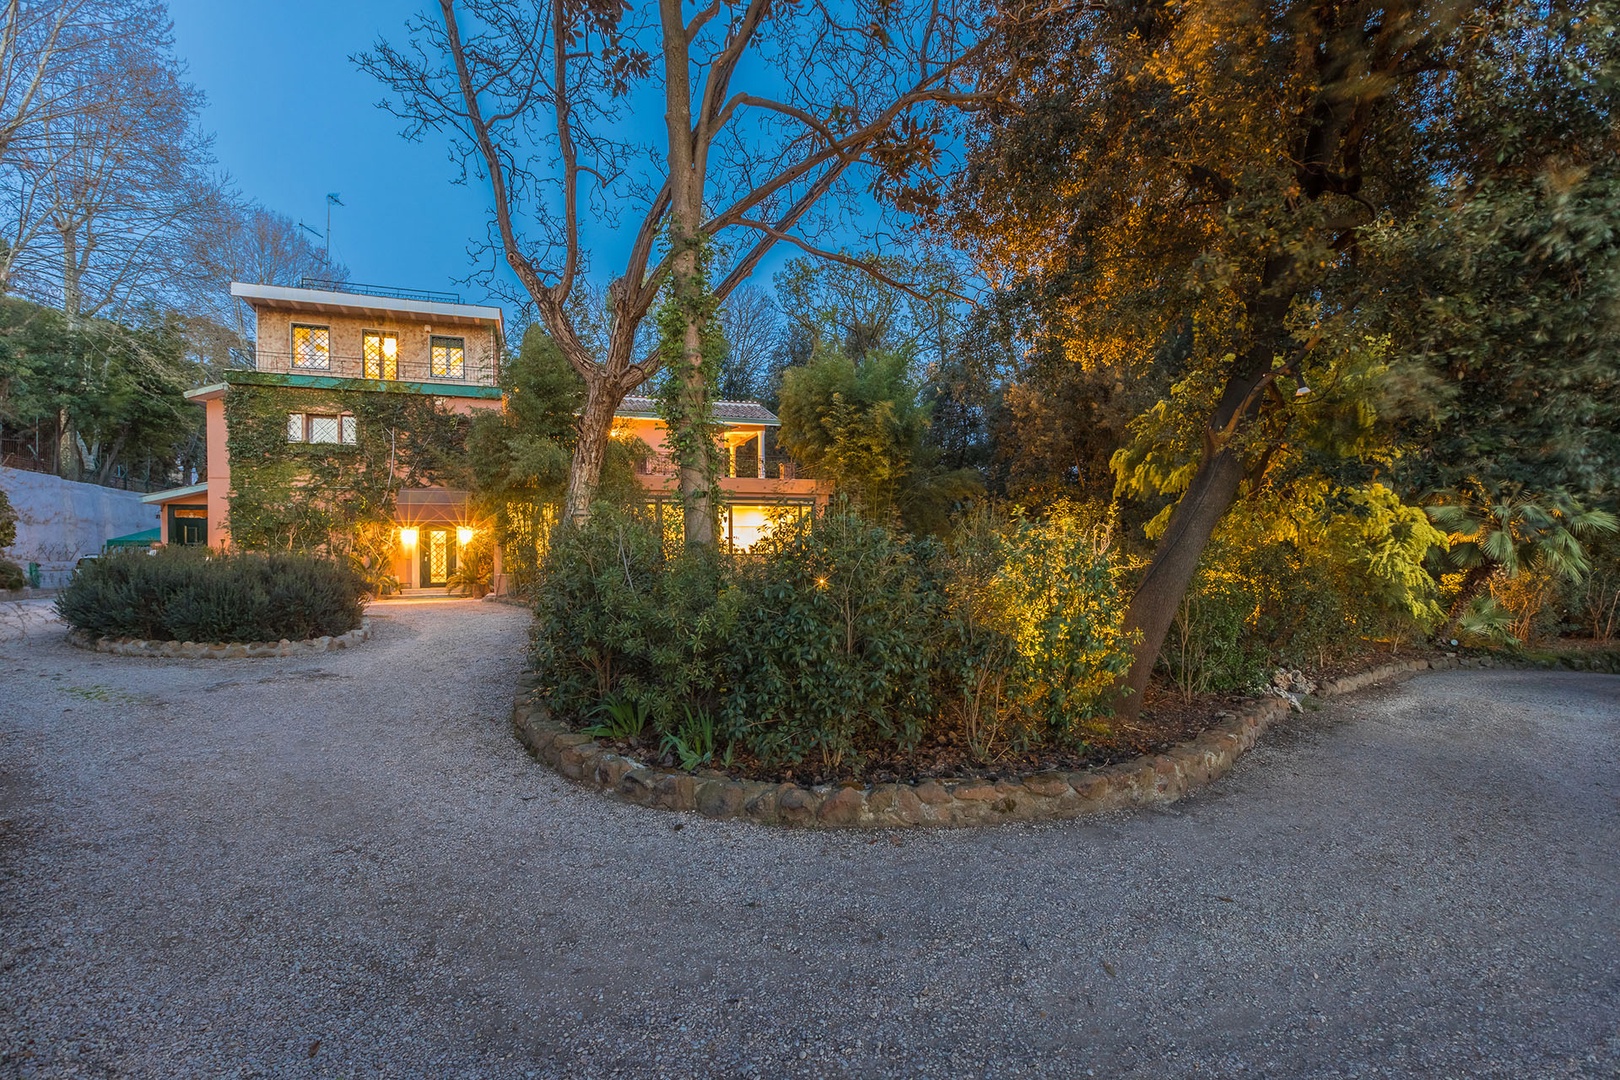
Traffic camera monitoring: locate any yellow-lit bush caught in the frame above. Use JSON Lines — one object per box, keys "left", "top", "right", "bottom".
{"left": 1162, "top": 482, "right": 1447, "bottom": 694}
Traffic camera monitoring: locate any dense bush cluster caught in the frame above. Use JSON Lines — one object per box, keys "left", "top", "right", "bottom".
{"left": 56, "top": 549, "right": 366, "bottom": 643}
{"left": 530, "top": 502, "right": 1133, "bottom": 772}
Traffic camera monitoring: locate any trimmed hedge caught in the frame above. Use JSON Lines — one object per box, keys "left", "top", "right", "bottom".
{"left": 56, "top": 548, "right": 366, "bottom": 644}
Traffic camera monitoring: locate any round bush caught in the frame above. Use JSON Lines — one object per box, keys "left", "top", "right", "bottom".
{"left": 56, "top": 548, "right": 366, "bottom": 644}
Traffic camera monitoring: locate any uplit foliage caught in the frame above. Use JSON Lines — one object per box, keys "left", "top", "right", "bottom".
{"left": 1163, "top": 481, "right": 1450, "bottom": 695}
{"left": 468, "top": 327, "right": 644, "bottom": 593}
{"left": 941, "top": 503, "right": 1132, "bottom": 757}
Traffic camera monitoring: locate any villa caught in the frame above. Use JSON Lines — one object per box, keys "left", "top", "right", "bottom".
{"left": 141, "top": 280, "right": 826, "bottom": 593}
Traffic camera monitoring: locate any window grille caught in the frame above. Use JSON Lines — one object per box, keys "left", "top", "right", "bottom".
{"left": 291, "top": 325, "right": 330, "bottom": 370}
{"left": 308, "top": 416, "right": 341, "bottom": 444}
{"left": 431, "top": 336, "right": 465, "bottom": 379}
{"left": 287, "top": 413, "right": 305, "bottom": 441}
{"left": 340, "top": 415, "right": 357, "bottom": 444}
{"left": 363, "top": 331, "right": 398, "bottom": 379}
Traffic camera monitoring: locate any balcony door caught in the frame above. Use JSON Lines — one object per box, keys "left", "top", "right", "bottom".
{"left": 363, "top": 331, "right": 398, "bottom": 380}
{"left": 418, "top": 527, "right": 457, "bottom": 587}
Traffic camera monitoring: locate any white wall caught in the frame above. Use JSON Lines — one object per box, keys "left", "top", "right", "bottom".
{"left": 1, "top": 466, "right": 159, "bottom": 585}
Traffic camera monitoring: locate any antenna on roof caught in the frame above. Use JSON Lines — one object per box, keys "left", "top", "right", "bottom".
{"left": 325, "top": 193, "right": 344, "bottom": 258}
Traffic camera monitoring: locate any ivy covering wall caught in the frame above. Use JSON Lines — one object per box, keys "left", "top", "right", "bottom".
{"left": 224, "top": 383, "right": 471, "bottom": 561}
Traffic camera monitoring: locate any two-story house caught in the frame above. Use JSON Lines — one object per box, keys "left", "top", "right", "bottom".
{"left": 142, "top": 280, "right": 826, "bottom": 594}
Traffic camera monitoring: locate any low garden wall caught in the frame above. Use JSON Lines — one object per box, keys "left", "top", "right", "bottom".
{"left": 66, "top": 620, "right": 370, "bottom": 658}
{"left": 513, "top": 655, "right": 1459, "bottom": 828}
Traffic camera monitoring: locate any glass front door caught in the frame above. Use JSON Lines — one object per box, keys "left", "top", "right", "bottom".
{"left": 419, "top": 528, "right": 457, "bottom": 586}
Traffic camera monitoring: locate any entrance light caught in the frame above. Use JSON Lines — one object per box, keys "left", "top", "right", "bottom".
{"left": 400, "top": 526, "right": 419, "bottom": 549}
{"left": 456, "top": 526, "right": 474, "bottom": 547}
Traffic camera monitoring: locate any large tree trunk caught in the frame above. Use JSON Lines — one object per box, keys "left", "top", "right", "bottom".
{"left": 564, "top": 380, "right": 620, "bottom": 525}
{"left": 1113, "top": 445, "right": 1248, "bottom": 720}
{"left": 660, "top": 0, "right": 715, "bottom": 549}
{"left": 1111, "top": 254, "right": 1296, "bottom": 724}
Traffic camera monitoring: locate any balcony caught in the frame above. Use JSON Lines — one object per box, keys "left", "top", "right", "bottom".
{"left": 243, "top": 348, "right": 499, "bottom": 389}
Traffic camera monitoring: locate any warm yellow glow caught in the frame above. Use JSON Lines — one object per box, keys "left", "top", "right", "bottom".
{"left": 816, "top": 576, "right": 828, "bottom": 589}
{"left": 456, "top": 526, "right": 474, "bottom": 546}
{"left": 399, "top": 526, "right": 419, "bottom": 549}
{"left": 728, "top": 505, "right": 773, "bottom": 551}
{"left": 383, "top": 337, "right": 397, "bottom": 357}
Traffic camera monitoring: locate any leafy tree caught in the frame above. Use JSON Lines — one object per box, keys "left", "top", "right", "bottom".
{"left": 777, "top": 346, "right": 981, "bottom": 533}
{"left": 1376, "top": 2, "right": 1620, "bottom": 502}
{"left": 950, "top": 0, "right": 1598, "bottom": 721}
{"left": 0, "top": 295, "right": 201, "bottom": 484}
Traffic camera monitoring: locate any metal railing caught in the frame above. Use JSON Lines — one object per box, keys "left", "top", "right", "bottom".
{"left": 247, "top": 349, "right": 498, "bottom": 388}
{"left": 635, "top": 451, "right": 799, "bottom": 481}
{"left": 298, "top": 278, "right": 463, "bottom": 305}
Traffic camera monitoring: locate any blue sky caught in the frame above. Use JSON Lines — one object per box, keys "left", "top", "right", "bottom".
{"left": 169, "top": 1, "right": 505, "bottom": 306}
{"left": 166, "top": 1, "right": 822, "bottom": 323}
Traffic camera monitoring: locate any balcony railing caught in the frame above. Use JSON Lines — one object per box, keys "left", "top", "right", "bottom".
{"left": 298, "top": 278, "right": 463, "bottom": 305}
{"left": 244, "top": 349, "right": 498, "bottom": 388}
{"left": 636, "top": 451, "right": 799, "bottom": 481}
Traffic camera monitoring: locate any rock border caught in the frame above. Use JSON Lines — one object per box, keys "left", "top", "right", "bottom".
{"left": 512, "top": 656, "right": 1450, "bottom": 828}
{"left": 66, "top": 618, "right": 371, "bottom": 659}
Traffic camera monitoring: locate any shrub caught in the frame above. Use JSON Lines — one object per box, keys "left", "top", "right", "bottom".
{"left": 529, "top": 506, "right": 733, "bottom": 734}
{"left": 56, "top": 548, "right": 365, "bottom": 643}
{"left": 528, "top": 501, "right": 1136, "bottom": 774}
{"left": 940, "top": 504, "right": 1133, "bottom": 755}
{"left": 0, "top": 558, "right": 25, "bottom": 592}
{"left": 0, "top": 487, "right": 16, "bottom": 549}
{"left": 723, "top": 506, "right": 942, "bottom": 770}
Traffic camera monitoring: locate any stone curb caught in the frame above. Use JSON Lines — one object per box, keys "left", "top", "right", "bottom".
{"left": 512, "top": 655, "right": 1474, "bottom": 829}
{"left": 65, "top": 618, "right": 371, "bottom": 659}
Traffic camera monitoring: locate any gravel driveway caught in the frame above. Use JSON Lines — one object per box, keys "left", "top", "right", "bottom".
{"left": 2, "top": 598, "right": 1617, "bottom": 1078}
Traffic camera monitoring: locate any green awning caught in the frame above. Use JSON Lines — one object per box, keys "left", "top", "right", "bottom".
{"left": 105, "top": 529, "right": 160, "bottom": 549}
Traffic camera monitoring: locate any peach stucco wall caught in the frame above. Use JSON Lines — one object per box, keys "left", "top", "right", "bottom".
{"left": 205, "top": 396, "right": 230, "bottom": 549}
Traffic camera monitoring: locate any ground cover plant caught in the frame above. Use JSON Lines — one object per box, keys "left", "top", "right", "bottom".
{"left": 56, "top": 548, "right": 366, "bottom": 644}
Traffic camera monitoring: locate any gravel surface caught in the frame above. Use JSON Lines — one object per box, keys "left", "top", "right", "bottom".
{"left": 2, "top": 598, "right": 1617, "bottom": 1078}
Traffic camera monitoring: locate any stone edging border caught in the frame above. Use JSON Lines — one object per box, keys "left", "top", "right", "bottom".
{"left": 66, "top": 618, "right": 371, "bottom": 658}
{"left": 512, "top": 656, "right": 1449, "bottom": 828}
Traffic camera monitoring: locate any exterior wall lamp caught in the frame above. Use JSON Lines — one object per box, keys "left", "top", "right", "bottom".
{"left": 456, "top": 526, "right": 474, "bottom": 547}
{"left": 399, "top": 526, "right": 419, "bottom": 549}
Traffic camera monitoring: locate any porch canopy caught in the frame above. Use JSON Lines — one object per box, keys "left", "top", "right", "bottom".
{"left": 396, "top": 488, "right": 470, "bottom": 526}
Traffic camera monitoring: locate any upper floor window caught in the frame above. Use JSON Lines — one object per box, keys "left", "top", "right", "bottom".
{"left": 287, "top": 412, "right": 356, "bottom": 445}
{"left": 363, "top": 330, "right": 398, "bottom": 380}
{"left": 431, "top": 335, "right": 465, "bottom": 379}
{"left": 291, "top": 324, "right": 330, "bottom": 370}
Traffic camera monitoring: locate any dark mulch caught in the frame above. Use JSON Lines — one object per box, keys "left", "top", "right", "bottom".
{"left": 566, "top": 639, "right": 1608, "bottom": 788}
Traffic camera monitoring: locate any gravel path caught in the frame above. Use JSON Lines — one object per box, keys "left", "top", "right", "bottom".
{"left": 2, "top": 599, "right": 1617, "bottom": 1078}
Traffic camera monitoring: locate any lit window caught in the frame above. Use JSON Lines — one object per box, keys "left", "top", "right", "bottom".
{"left": 287, "top": 412, "right": 304, "bottom": 442}
{"left": 431, "top": 336, "right": 465, "bottom": 379}
{"left": 363, "top": 330, "right": 398, "bottom": 379}
{"left": 291, "top": 325, "right": 330, "bottom": 370}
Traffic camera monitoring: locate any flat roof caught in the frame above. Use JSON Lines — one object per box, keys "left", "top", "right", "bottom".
{"left": 230, "top": 282, "right": 505, "bottom": 331}
{"left": 140, "top": 482, "right": 208, "bottom": 504}
{"left": 616, "top": 395, "right": 779, "bottom": 426}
